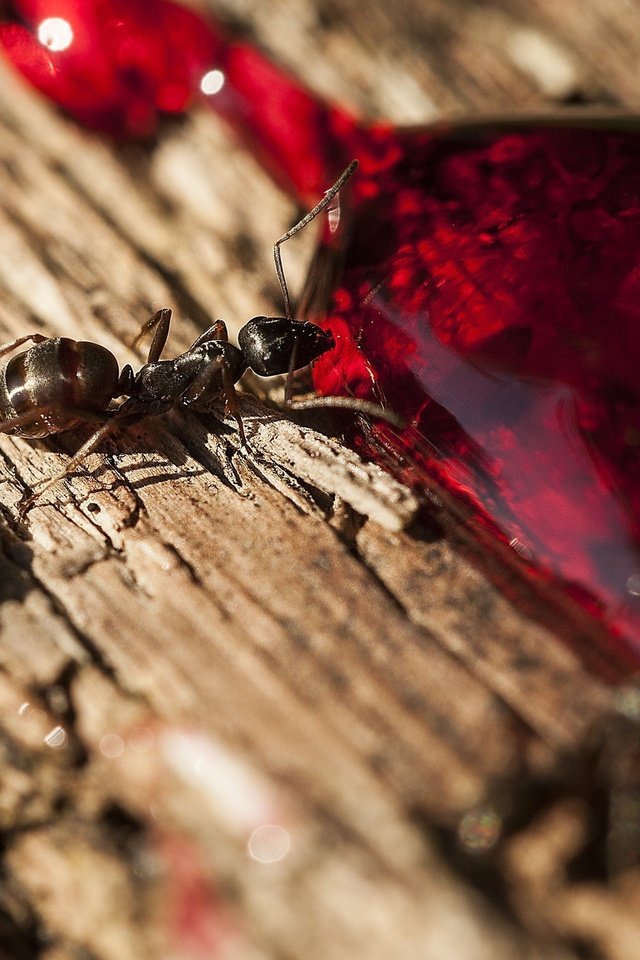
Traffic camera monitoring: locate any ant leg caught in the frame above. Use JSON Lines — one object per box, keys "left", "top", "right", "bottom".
{"left": 182, "top": 356, "right": 246, "bottom": 444}
{"left": 220, "top": 361, "right": 246, "bottom": 445}
{"left": 131, "top": 308, "right": 173, "bottom": 362}
{"left": 284, "top": 395, "right": 404, "bottom": 430}
{"left": 190, "top": 319, "right": 229, "bottom": 348}
{"left": 283, "top": 337, "right": 300, "bottom": 406}
{"left": 17, "top": 401, "right": 148, "bottom": 513}
{"left": 0, "top": 333, "right": 48, "bottom": 360}
{"left": 19, "top": 420, "right": 115, "bottom": 513}
{"left": 273, "top": 160, "right": 358, "bottom": 318}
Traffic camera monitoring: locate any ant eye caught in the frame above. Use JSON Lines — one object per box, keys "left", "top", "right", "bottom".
{"left": 238, "top": 317, "right": 333, "bottom": 377}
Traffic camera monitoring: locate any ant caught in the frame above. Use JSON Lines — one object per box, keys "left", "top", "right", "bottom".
{"left": 0, "top": 161, "right": 396, "bottom": 511}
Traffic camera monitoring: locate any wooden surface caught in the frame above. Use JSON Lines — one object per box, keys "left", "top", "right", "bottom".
{"left": 1, "top": 1, "right": 640, "bottom": 958}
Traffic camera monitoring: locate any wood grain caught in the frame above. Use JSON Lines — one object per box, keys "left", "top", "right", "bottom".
{"left": 1, "top": 2, "right": 639, "bottom": 959}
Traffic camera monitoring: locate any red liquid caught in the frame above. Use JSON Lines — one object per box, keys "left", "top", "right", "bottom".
{"left": 310, "top": 121, "right": 640, "bottom": 665}
{"left": 2, "top": 1, "right": 640, "bottom": 663}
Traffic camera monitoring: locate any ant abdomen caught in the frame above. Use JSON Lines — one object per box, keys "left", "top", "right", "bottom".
{"left": 238, "top": 317, "right": 334, "bottom": 377}
{"left": 1, "top": 162, "right": 362, "bottom": 511}
{"left": 0, "top": 338, "right": 120, "bottom": 438}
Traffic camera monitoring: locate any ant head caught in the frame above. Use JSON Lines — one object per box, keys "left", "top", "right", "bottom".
{"left": 238, "top": 317, "right": 334, "bottom": 377}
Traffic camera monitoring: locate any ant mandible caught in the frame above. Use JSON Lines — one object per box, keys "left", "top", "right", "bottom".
{"left": 0, "top": 160, "right": 392, "bottom": 511}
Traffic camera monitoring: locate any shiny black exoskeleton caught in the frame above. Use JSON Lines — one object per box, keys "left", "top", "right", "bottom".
{"left": 0, "top": 311, "right": 333, "bottom": 439}
{"left": 0, "top": 160, "right": 362, "bottom": 509}
{"left": 0, "top": 309, "right": 334, "bottom": 507}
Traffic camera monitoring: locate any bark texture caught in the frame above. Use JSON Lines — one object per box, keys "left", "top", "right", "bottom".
{"left": 1, "top": 2, "right": 640, "bottom": 959}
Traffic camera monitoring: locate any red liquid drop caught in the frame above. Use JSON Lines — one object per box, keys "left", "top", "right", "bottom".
{"left": 2, "top": 1, "right": 640, "bottom": 663}
{"left": 0, "top": 0, "right": 228, "bottom": 136}
{"left": 310, "top": 120, "right": 640, "bottom": 665}
{"left": 0, "top": 0, "right": 359, "bottom": 193}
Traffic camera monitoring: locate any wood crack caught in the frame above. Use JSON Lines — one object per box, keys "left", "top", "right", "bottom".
{"left": 1, "top": 3, "right": 639, "bottom": 956}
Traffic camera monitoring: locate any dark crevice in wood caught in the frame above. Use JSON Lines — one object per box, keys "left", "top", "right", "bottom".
{"left": 0, "top": 901, "right": 43, "bottom": 960}
{"left": 0, "top": 541, "right": 124, "bottom": 684}
{"left": 168, "top": 416, "right": 245, "bottom": 492}
{"left": 0, "top": 449, "right": 31, "bottom": 516}
{"left": 37, "top": 662, "right": 87, "bottom": 761}
{"left": 444, "top": 710, "right": 637, "bottom": 883}
{"left": 1, "top": 1, "right": 639, "bottom": 955}
{"left": 0, "top": 536, "right": 35, "bottom": 604}
{"left": 98, "top": 803, "right": 148, "bottom": 858}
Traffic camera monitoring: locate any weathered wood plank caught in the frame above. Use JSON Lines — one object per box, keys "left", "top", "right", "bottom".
{"left": 1, "top": 1, "right": 639, "bottom": 958}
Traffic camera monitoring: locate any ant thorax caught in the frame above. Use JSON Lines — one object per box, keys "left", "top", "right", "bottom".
{"left": 0, "top": 162, "right": 369, "bottom": 511}
{"left": 130, "top": 341, "right": 246, "bottom": 406}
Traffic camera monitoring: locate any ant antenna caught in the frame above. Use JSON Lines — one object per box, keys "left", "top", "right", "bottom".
{"left": 270, "top": 160, "right": 403, "bottom": 429}
{"left": 273, "top": 160, "right": 359, "bottom": 319}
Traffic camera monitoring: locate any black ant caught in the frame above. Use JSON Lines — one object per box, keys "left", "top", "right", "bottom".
{"left": 0, "top": 161, "right": 397, "bottom": 511}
